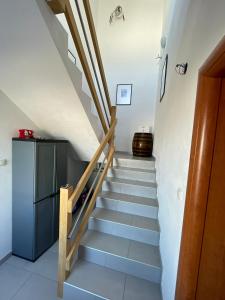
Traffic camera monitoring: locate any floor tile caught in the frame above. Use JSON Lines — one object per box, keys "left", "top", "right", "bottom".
{"left": 11, "top": 273, "right": 60, "bottom": 300}
{"left": 99, "top": 191, "right": 158, "bottom": 207}
{"left": 5, "top": 255, "right": 29, "bottom": 269}
{"left": 105, "top": 177, "right": 156, "bottom": 188}
{"left": 114, "top": 152, "right": 155, "bottom": 162}
{"left": 92, "top": 208, "right": 133, "bottom": 226}
{"left": 0, "top": 263, "right": 31, "bottom": 300}
{"left": 128, "top": 241, "right": 161, "bottom": 267}
{"left": 132, "top": 215, "right": 159, "bottom": 231}
{"left": 49, "top": 241, "right": 59, "bottom": 254}
{"left": 124, "top": 275, "right": 162, "bottom": 300}
{"left": 66, "top": 260, "right": 125, "bottom": 300}
{"left": 109, "top": 166, "right": 155, "bottom": 174}
{"left": 24, "top": 251, "right": 58, "bottom": 281}
{"left": 81, "top": 231, "right": 130, "bottom": 257}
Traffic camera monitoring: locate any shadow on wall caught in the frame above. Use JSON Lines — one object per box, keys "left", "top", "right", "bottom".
{"left": 67, "top": 143, "right": 89, "bottom": 187}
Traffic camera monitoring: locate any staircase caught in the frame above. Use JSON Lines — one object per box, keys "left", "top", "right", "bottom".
{"left": 64, "top": 153, "right": 162, "bottom": 300}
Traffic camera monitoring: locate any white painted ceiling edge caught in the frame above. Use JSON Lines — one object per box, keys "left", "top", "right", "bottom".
{"left": 0, "top": 0, "right": 102, "bottom": 161}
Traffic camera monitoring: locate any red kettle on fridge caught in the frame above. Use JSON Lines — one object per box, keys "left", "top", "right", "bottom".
{"left": 18, "top": 129, "right": 34, "bottom": 139}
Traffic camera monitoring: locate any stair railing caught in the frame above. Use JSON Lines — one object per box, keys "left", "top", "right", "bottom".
{"left": 48, "top": 0, "right": 112, "bottom": 133}
{"left": 47, "top": 0, "right": 116, "bottom": 297}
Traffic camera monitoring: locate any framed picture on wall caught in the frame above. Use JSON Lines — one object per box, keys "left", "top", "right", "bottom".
{"left": 160, "top": 54, "right": 168, "bottom": 102}
{"left": 116, "top": 84, "right": 132, "bottom": 105}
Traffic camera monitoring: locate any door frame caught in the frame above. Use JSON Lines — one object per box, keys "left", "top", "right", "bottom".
{"left": 175, "top": 36, "right": 225, "bottom": 299}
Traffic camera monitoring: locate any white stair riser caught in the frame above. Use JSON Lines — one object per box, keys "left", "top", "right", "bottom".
{"left": 64, "top": 283, "right": 105, "bottom": 300}
{"left": 88, "top": 218, "right": 159, "bottom": 246}
{"left": 102, "top": 181, "right": 157, "bottom": 198}
{"left": 79, "top": 246, "right": 161, "bottom": 283}
{"left": 96, "top": 198, "right": 158, "bottom": 219}
{"left": 107, "top": 168, "right": 156, "bottom": 182}
{"left": 113, "top": 158, "right": 155, "bottom": 170}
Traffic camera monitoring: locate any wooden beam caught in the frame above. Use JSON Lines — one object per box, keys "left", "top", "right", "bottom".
{"left": 47, "top": 0, "right": 66, "bottom": 14}
{"left": 109, "top": 106, "right": 117, "bottom": 167}
{"left": 83, "top": 0, "right": 112, "bottom": 113}
{"left": 57, "top": 185, "right": 73, "bottom": 298}
{"left": 176, "top": 37, "right": 225, "bottom": 299}
{"left": 64, "top": 0, "right": 108, "bottom": 133}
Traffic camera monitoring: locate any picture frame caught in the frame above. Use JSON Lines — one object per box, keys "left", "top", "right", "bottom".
{"left": 160, "top": 54, "right": 168, "bottom": 102}
{"left": 116, "top": 84, "right": 132, "bottom": 105}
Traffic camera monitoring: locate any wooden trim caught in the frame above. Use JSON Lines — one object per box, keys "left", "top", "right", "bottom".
{"left": 47, "top": 0, "right": 66, "bottom": 14}
{"left": 66, "top": 147, "right": 115, "bottom": 271}
{"left": 200, "top": 36, "right": 225, "bottom": 76}
{"left": 57, "top": 185, "right": 73, "bottom": 298}
{"left": 175, "top": 36, "right": 225, "bottom": 300}
{"left": 63, "top": 0, "right": 108, "bottom": 133}
{"left": 83, "top": 0, "right": 112, "bottom": 113}
{"left": 67, "top": 119, "right": 116, "bottom": 213}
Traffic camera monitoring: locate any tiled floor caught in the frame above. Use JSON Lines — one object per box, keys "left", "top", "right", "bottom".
{"left": 0, "top": 242, "right": 60, "bottom": 300}
{"left": 0, "top": 241, "right": 161, "bottom": 300}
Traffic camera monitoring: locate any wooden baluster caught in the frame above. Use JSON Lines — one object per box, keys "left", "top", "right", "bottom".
{"left": 57, "top": 185, "right": 73, "bottom": 298}
{"left": 83, "top": 0, "right": 112, "bottom": 113}
{"left": 109, "top": 106, "right": 117, "bottom": 167}
{"left": 66, "top": 147, "right": 115, "bottom": 271}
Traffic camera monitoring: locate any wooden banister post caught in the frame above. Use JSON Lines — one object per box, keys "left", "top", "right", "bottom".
{"left": 46, "top": 0, "right": 66, "bottom": 14}
{"left": 109, "top": 106, "right": 117, "bottom": 166}
{"left": 57, "top": 185, "right": 73, "bottom": 298}
{"left": 66, "top": 147, "right": 115, "bottom": 270}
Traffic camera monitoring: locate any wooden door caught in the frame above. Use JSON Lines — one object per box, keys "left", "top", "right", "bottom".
{"left": 176, "top": 37, "right": 225, "bottom": 300}
{"left": 196, "top": 80, "right": 225, "bottom": 299}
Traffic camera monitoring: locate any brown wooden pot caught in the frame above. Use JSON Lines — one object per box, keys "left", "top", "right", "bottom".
{"left": 132, "top": 132, "right": 153, "bottom": 157}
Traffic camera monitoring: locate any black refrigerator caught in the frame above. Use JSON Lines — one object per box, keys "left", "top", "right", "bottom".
{"left": 12, "top": 138, "right": 68, "bottom": 261}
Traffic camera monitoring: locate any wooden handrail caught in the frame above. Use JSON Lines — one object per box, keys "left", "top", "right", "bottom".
{"left": 48, "top": 0, "right": 108, "bottom": 133}
{"left": 83, "top": 0, "right": 112, "bottom": 113}
{"left": 64, "top": 0, "right": 108, "bottom": 133}
{"left": 66, "top": 146, "right": 115, "bottom": 271}
{"left": 67, "top": 117, "right": 116, "bottom": 213}
{"left": 57, "top": 123, "right": 115, "bottom": 297}
{"left": 47, "top": 1, "right": 117, "bottom": 297}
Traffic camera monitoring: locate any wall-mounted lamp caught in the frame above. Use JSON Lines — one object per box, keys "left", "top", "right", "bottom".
{"left": 175, "top": 63, "right": 188, "bottom": 75}
{"left": 109, "top": 6, "right": 125, "bottom": 24}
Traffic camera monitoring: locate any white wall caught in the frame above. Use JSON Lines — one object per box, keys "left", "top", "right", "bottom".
{"left": 0, "top": 91, "right": 40, "bottom": 261}
{"left": 153, "top": 0, "right": 225, "bottom": 299}
{"left": 0, "top": 0, "right": 102, "bottom": 162}
{"left": 161, "top": 0, "right": 177, "bottom": 41}
{"left": 95, "top": 0, "right": 163, "bottom": 152}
